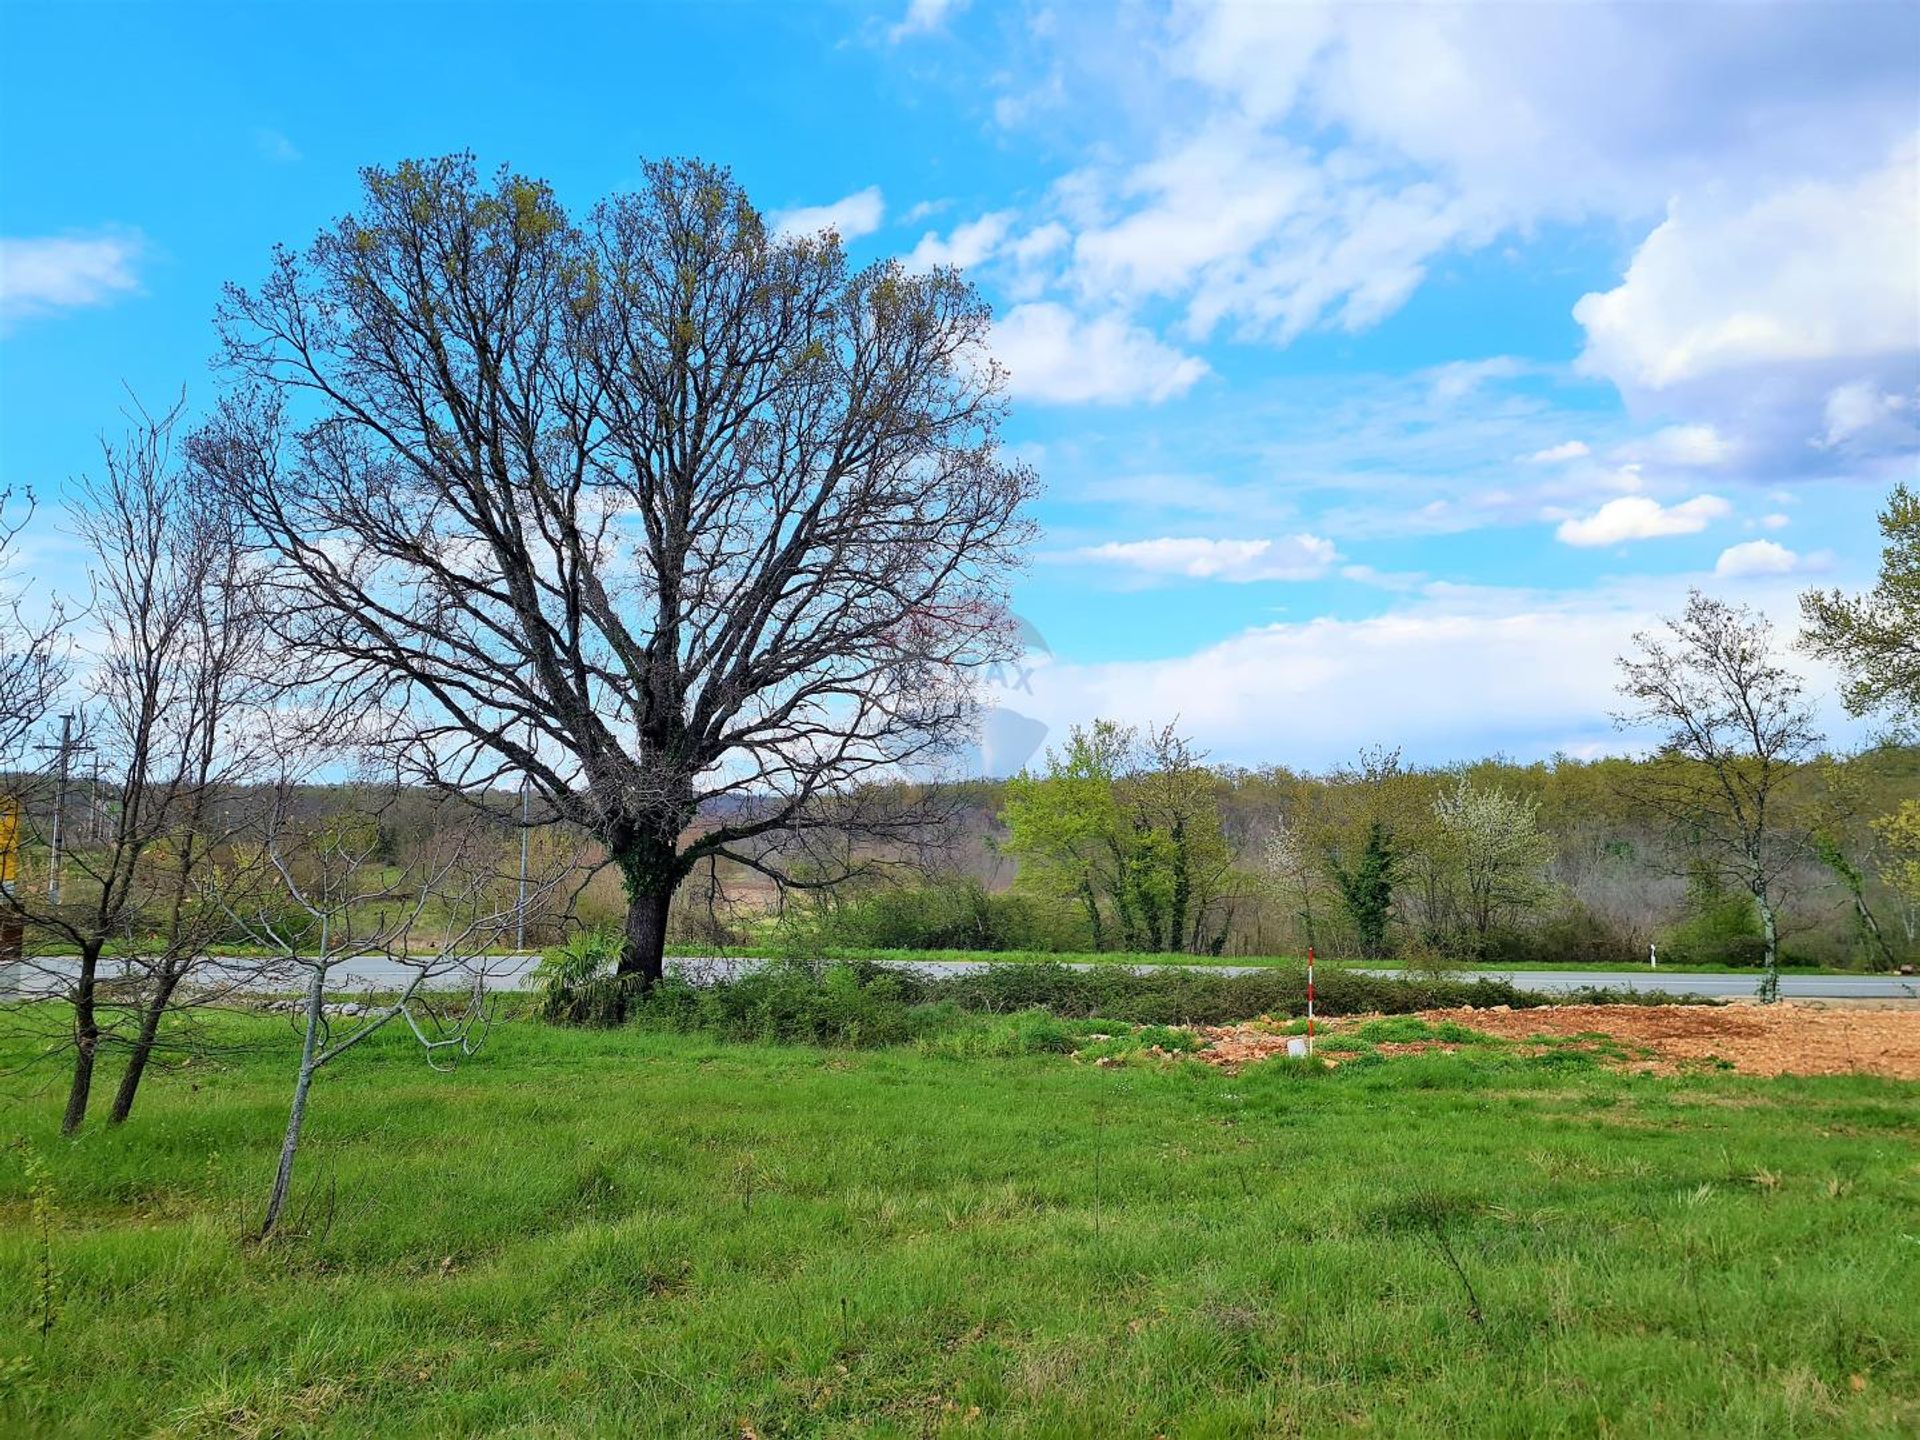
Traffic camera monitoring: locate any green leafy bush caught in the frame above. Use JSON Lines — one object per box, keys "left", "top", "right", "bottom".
{"left": 1478, "top": 902, "right": 1644, "bottom": 968}
{"left": 627, "top": 960, "right": 921, "bottom": 1047}
{"left": 792, "top": 878, "right": 1089, "bottom": 953}
{"left": 534, "top": 927, "right": 631, "bottom": 1025}
{"left": 1661, "top": 869, "right": 1773, "bottom": 967}
{"left": 908, "top": 962, "right": 1548, "bottom": 1026}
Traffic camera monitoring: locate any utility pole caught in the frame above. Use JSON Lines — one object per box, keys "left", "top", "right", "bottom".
{"left": 36, "top": 713, "right": 92, "bottom": 905}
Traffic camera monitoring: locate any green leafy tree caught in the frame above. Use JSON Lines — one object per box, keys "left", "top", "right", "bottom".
{"left": 1801, "top": 483, "right": 1919, "bottom": 730}
{"left": 1000, "top": 720, "right": 1236, "bottom": 953}
{"left": 1330, "top": 820, "right": 1397, "bottom": 959}
{"left": 1000, "top": 722, "right": 1133, "bottom": 950}
{"left": 1873, "top": 800, "right": 1920, "bottom": 911}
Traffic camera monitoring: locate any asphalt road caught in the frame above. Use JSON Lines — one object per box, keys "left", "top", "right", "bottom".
{"left": 5, "top": 955, "right": 1915, "bottom": 1000}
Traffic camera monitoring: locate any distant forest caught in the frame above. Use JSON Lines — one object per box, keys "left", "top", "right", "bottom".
{"left": 22, "top": 738, "right": 1897, "bottom": 970}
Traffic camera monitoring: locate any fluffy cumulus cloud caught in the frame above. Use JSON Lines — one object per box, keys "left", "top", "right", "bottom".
{"left": 1819, "top": 379, "right": 1917, "bottom": 452}
{"left": 991, "top": 302, "right": 1208, "bottom": 405}
{"left": 769, "top": 186, "right": 885, "bottom": 241}
{"left": 1575, "top": 144, "right": 1919, "bottom": 391}
{"left": 905, "top": 0, "right": 1918, "bottom": 515}
{"left": 1554, "top": 495, "right": 1730, "bottom": 548}
{"left": 906, "top": 211, "right": 1015, "bottom": 271}
{"left": 949, "top": 1, "right": 1920, "bottom": 354}
{"left": 0, "top": 234, "right": 142, "bottom": 329}
{"left": 1077, "top": 534, "right": 1337, "bottom": 583}
{"left": 1713, "top": 540, "right": 1830, "bottom": 579}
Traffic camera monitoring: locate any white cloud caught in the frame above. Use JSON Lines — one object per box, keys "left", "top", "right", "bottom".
{"left": 1760, "top": 513, "right": 1790, "bottom": 531}
{"left": 1526, "top": 441, "right": 1590, "bottom": 464}
{"left": 1575, "top": 143, "right": 1919, "bottom": 391}
{"left": 770, "top": 186, "right": 885, "bottom": 242}
{"left": 1014, "top": 577, "right": 1861, "bottom": 769}
{"left": 906, "top": 211, "right": 1015, "bottom": 271}
{"left": 0, "top": 234, "right": 142, "bottom": 329}
{"left": 1426, "top": 356, "right": 1527, "bottom": 403}
{"left": 1554, "top": 494, "right": 1731, "bottom": 547}
{"left": 1628, "top": 424, "right": 1735, "bottom": 467}
{"left": 1818, "top": 379, "right": 1915, "bottom": 450}
{"left": 991, "top": 302, "right": 1208, "bottom": 404}
{"left": 1078, "top": 534, "right": 1337, "bottom": 583}
{"left": 1172, "top": 2, "right": 1917, "bottom": 220}
{"left": 987, "top": 2, "right": 1919, "bottom": 351}
{"left": 1062, "top": 123, "right": 1489, "bottom": 344}
{"left": 890, "top": 0, "right": 964, "bottom": 42}
{"left": 1030, "top": 603, "right": 1635, "bottom": 765}
{"left": 1713, "top": 540, "right": 1802, "bottom": 578}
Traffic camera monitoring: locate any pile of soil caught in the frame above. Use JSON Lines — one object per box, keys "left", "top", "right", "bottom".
{"left": 1189, "top": 1003, "right": 1920, "bottom": 1080}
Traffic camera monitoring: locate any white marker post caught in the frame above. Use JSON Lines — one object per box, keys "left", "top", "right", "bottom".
{"left": 1649, "top": 942, "right": 1657, "bottom": 969}
{"left": 1306, "top": 945, "right": 1316, "bottom": 1058}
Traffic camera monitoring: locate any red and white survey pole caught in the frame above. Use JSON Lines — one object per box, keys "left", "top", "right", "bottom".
{"left": 1306, "top": 946, "right": 1316, "bottom": 1058}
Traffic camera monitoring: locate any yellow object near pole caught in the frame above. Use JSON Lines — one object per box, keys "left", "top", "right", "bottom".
{"left": 0, "top": 795, "right": 19, "bottom": 890}
{"left": 0, "top": 795, "right": 21, "bottom": 970}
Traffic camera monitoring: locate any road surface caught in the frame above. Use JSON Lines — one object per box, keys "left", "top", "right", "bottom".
{"left": 4, "top": 955, "right": 1914, "bottom": 1000}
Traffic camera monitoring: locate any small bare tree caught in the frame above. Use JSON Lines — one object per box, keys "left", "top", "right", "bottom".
{"left": 4, "top": 399, "right": 282, "bottom": 1132}
{"left": 224, "top": 782, "right": 543, "bottom": 1238}
{"left": 195, "top": 155, "right": 1036, "bottom": 988}
{"left": 1615, "top": 591, "right": 1821, "bottom": 1001}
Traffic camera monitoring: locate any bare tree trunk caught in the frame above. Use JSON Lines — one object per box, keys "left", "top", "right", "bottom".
{"left": 618, "top": 883, "right": 672, "bottom": 986}
{"left": 1079, "top": 880, "right": 1105, "bottom": 953}
{"left": 60, "top": 946, "right": 102, "bottom": 1136}
{"left": 1168, "top": 821, "right": 1191, "bottom": 956}
{"left": 262, "top": 963, "right": 327, "bottom": 1238}
{"left": 1755, "top": 889, "right": 1781, "bottom": 1005}
{"left": 1849, "top": 891, "right": 1897, "bottom": 969}
{"left": 107, "top": 969, "right": 183, "bottom": 1125}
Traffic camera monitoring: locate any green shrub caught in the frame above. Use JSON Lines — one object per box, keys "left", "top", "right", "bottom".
{"left": 792, "top": 878, "right": 1089, "bottom": 953}
{"left": 1479, "top": 902, "right": 1643, "bottom": 967}
{"left": 534, "top": 927, "right": 634, "bottom": 1025}
{"left": 542, "top": 958, "right": 1677, "bottom": 1046}
{"left": 626, "top": 960, "right": 920, "bottom": 1048}
{"left": 1662, "top": 869, "right": 1768, "bottom": 967}
{"left": 910, "top": 962, "right": 1547, "bottom": 1026}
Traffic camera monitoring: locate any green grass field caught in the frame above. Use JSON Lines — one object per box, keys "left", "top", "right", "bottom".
{"left": 1, "top": 1008, "right": 1915, "bottom": 1437}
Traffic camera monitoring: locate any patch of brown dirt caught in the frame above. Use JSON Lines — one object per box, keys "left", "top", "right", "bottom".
{"left": 1186, "top": 1004, "right": 1920, "bottom": 1079}
{"left": 1414, "top": 1003, "right": 1920, "bottom": 1079}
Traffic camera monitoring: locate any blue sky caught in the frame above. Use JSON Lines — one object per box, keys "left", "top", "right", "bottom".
{"left": 3, "top": 0, "right": 1916, "bottom": 770}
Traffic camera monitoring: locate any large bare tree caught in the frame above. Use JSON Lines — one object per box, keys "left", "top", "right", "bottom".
{"left": 195, "top": 155, "right": 1036, "bottom": 986}
{"left": 1615, "top": 591, "right": 1821, "bottom": 1001}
